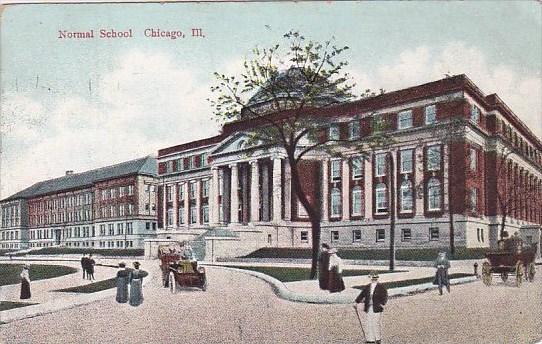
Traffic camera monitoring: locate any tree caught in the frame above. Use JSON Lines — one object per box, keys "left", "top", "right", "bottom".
{"left": 209, "top": 31, "right": 390, "bottom": 278}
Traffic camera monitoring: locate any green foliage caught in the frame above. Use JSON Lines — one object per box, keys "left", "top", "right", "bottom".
{"left": 54, "top": 277, "right": 117, "bottom": 293}
{"left": 0, "top": 301, "right": 37, "bottom": 312}
{"left": 0, "top": 264, "right": 77, "bottom": 286}
{"left": 14, "top": 247, "right": 144, "bottom": 256}
{"left": 352, "top": 273, "right": 474, "bottom": 290}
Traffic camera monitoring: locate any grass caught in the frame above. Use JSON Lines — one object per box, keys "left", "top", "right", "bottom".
{"left": 0, "top": 301, "right": 37, "bottom": 312}
{"left": 223, "top": 265, "right": 394, "bottom": 282}
{"left": 14, "top": 247, "right": 144, "bottom": 256}
{"left": 0, "top": 264, "right": 77, "bottom": 286}
{"left": 243, "top": 247, "right": 490, "bottom": 261}
{"left": 54, "top": 278, "right": 117, "bottom": 293}
{"left": 352, "top": 273, "right": 474, "bottom": 290}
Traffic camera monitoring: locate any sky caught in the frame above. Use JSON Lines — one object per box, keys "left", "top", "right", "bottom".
{"left": 1, "top": 1, "right": 541, "bottom": 198}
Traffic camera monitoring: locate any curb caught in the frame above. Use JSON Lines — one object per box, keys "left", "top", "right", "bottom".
{"left": 0, "top": 269, "right": 153, "bottom": 324}
{"left": 212, "top": 265, "right": 477, "bottom": 305}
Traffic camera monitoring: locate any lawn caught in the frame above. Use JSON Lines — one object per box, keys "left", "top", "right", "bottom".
{"left": 14, "top": 247, "right": 144, "bottom": 256}
{"left": 0, "top": 301, "right": 37, "bottom": 312}
{"left": 54, "top": 278, "right": 117, "bottom": 293}
{"left": 243, "top": 247, "right": 490, "bottom": 261}
{"left": 0, "top": 264, "right": 77, "bottom": 286}
{"left": 224, "top": 265, "right": 395, "bottom": 282}
{"left": 352, "top": 273, "right": 474, "bottom": 290}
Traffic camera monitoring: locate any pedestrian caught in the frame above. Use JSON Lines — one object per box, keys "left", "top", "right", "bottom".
{"left": 327, "top": 248, "right": 345, "bottom": 293}
{"left": 116, "top": 262, "right": 130, "bottom": 303}
{"left": 20, "top": 264, "right": 31, "bottom": 300}
{"left": 318, "top": 243, "right": 330, "bottom": 290}
{"left": 87, "top": 254, "right": 96, "bottom": 281}
{"left": 81, "top": 254, "right": 88, "bottom": 279}
{"left": 129, "top": 261, "right": 148, "bottom": 307}
{"left": 433, "top": 251, "right": 451, "bottom": 295}
{"left": 354, "top": 271, "right": 388, "bottom": 344}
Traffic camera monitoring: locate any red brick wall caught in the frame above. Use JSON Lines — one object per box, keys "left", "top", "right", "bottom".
{"left": 448, "top": 142, "right": 466, "bottom": 215}
{"left": 292, "top": 160, "right": 321, "bottom": 221}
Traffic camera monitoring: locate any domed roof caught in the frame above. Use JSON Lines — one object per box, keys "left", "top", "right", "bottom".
{"left": 242, "top": 67, "right": 349, "bottom": 117}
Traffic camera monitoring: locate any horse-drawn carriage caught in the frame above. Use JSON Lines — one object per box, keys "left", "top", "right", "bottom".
{"left": 158, "top": 243, "right": 207, "bottom": 292}
{"left": 482, "top": 235, "right": 537, "bottom": 287}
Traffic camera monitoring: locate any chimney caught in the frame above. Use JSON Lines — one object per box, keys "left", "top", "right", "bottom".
{"left": 65, "top": 170, "right": 74, "bottom": 175}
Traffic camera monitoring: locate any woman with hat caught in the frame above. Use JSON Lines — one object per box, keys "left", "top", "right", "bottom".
{"left": 116, "top": 262, "right": 131, "bottom": 303}
{"left": 20, "top": 264, "right": 31, "bottom": 300}
{"left": 327, "top": 248, "right": 345, "bottom": 293}
{"left": 129, "top": 261, "right": 148, "bottom": 307}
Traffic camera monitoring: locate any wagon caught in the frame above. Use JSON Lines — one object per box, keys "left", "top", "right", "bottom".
{"left": 481, "top": 237, "right": 537, "bottom": 287}
{"left": 158, "top": 243, "right": 207, "bottom": 292}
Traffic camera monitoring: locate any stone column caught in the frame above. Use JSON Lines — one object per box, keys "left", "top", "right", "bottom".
{"left": 284, "top": 160, "right": 292, "bottom": 221}
{"left": 364, "top": 155, "right": 373, "bottom": 219}
{"left": 230, "top": 163, "right": 239, "bottom": 224}
{"left": 184, "top": 182, "right": 190, "bottom": 226}
{"left": 415, "top": 145, "right": 424, "bottom": 216}
{"left": 272, "top": 157, "right": 282, "bottom": 223}
{"left": 196, "top": 180, "right": 202, "bottom": 225}
{"left": 321, "top": 159, "right": 329, "bottom": 222}
{"left": 172, "top": 183, "right": 178, "bottom": 228}
{"left": 261, "top": 162, "right": 270, "bottom": 222}
{"left": 250, "top": 160, "right": 260, "bottom": 223}
{"left": 162, "top": 183, "right": 167, "bottom": 228}
{"left": 342, "top": 159, "right": 350, "bottom": 221}
{"left": 210, "top": 167, "right": 220, "bottom": 225}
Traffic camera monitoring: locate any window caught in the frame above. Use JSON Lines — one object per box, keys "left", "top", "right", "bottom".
{"left": 400, "top": 180, "right": 413, "bottom": 212}
{"left": 119, "top": 205, "right": 125, "bottom": 216}
{"left": 202, "top": 180, "right": 210, "bottom": 198}
{"left": 329, "top": 124, "right": 340, "bottom": 141}
{"left": 429, "top": 227, "right": 439, "bottom": 240}
{"left": 188, "top": 156, "right": 195, "bottom": 169}
{"left": 469, "top": 148, "right": 478, "bottom": 171}
{"left": 119, "top": 186, "right": 125, "bottom": 197}
{"left": 127, "top": 185, "right": 134, "bottom": 195}
{"left": 425, "top": 105, "right": 437, "bottom": 125}
{"left": 376, "top": 229, "right": 385, "bottom": 242}
{"left": 351, "top": 157, "right": 363, "bottom": 179}
{"left": 202, "top": 205, "right": 209, "bottom": 224}
{"left": 401, "top": 228, "right": 411, "bottom": 242}
{"left": 352, "top": 230, "right": 361, "bottom": 243}
{"left": 167, "top": 208, "right": 173, "bottom": 226}
{"left": 126, "top": 223, "right": 133, "bottom": 234}
{"left": 190, "top": 206, "right": 197, "bottom": 224}
{"left": 400, "top": 149, "right": 413, "bottom": 173}
{"left": 398, "top": 110, "right": 413, "bottom": 129}
{"left": 351, "top": 186, "right": 363, "bottom": 216}
{"left": 470, "top": 188, "right": 478, "bottom": 212}
{"left": 375, "top": 153, "right": 386, "bottom": 176}
{"left": 375, "top": 183, "right": 388, "bottom": 213}
{"left": 179, "top": 207, "right": 185, "bottom": 224}
{"left": 427, "top": 178, "right": 441, "bottom": 210}
{"left": 330, "top": 188, "right": 341, "bottom": 217}
{"left": 201, "top": 153, "right": 208, "bottom": 167}
{"left": 108, "top": 224, "right": 114, "bottom": 236}
{"left": 117, "top": 223, "right": 124, "bottom": 235}
{"left": 331, "top": 230, "right": 339, "bottom": 243}
{"left": 189, "top": 181, "right": 197, "bottom": 199}
{"left": 426, "top": 145, "right": 441, "bottom": 171}
{"left": 470, "top": 104, "right": 480, "bottom": 122}
{"left": 178, "top": 158, "right": 185, "bottom": 171}
{"left": 111, "top": 188, "right": 116, "bottom": 199}
{"left": 166, "top": 185, "right": 173, "bottom": 202}
{"left": 331, "top": 159, "right": 341, "bottom": 181}
{"left": 349, "top": 121, "right": 360, "bottom": 140}
{"left": 300, "top": 231, "right": 309, "bottom": 243}
{"left": 179, "top": 184, "right": 185, "bottom": 201}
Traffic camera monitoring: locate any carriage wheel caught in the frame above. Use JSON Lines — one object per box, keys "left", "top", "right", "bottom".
{"left": 515, "top": 261, "right": 524, "bottom": 288}
{"left": 169, "top": 272, "right": 177, "bottom": 294}
{"left": 527, "top": 263, "right": 536, "bottom": 282}
{"left": 500, "top": 272, "right": 508, "bottom": 282}
{"left": 482, "top": 262, "right": 492, "bottom": 286}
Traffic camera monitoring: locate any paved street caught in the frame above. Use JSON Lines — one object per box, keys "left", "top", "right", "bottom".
{"left": 2, "top": 263, "right": 541, "bottom": 344}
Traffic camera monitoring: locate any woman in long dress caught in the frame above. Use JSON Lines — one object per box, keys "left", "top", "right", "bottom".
{"left": 116, "top": 262, "right": 130, "bottom": 303}
{"left": 327, "top": 249, "right": 345, "bottom": 293}
{"left": 129, "top": 262, "right": 148, "bottom": 307}
{"left": 20, "top": 264, "right": 31, "bottom": 299}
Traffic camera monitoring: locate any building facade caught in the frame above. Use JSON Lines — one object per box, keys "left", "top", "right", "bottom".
{"left": 0, "top": 156, "right": 159, "bottom": 250}
{"left": 152, "top": 75, "right": 542, "bottom": 259}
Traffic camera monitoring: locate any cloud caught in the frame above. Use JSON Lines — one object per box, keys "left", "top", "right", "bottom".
{"left": 1, "top": 49, "right": 221, "bottom": 198}
{"left": 350, "top": 42, "right": 542, "bottom": 140}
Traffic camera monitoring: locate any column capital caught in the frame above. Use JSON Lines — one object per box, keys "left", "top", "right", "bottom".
{"left": 211, "top": 166, "right": 219, "bottom": 171}
{"left": 249, "top": 159, "right": 259, "bottom": 165}
{"left": 228, "top": 162, "right": 238, "bottom": 169}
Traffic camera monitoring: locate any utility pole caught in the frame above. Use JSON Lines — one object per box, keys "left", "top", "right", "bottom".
{"left": 388, "top": 152, "right": 396, "bottom": 271}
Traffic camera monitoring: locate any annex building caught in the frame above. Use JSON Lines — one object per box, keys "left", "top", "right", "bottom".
{"left": 148, "top": 74, "right": 542, "bottom": 260}
{"left": 0, "top": 156, "right": 158, "bottom": 250}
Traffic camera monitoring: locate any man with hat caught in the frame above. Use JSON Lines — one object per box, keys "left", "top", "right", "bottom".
{"left": 354, "top": 271, "right": 388, "bottom": 344}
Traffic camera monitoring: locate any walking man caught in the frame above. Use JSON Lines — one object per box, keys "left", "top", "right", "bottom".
{"left": 80, "top": 254, "right": 88, "bottom": 279}
{"left": 354, "top": 271, "right": 388, "bottom": 344}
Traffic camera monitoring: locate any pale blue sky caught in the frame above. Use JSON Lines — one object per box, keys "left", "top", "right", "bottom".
{"left": 1, "top": 1, "right": 541, "bottom": 197}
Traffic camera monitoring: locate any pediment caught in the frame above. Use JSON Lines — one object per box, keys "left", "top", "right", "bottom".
{"left": 211, "top": 132, "right": 259, "bottom": 156}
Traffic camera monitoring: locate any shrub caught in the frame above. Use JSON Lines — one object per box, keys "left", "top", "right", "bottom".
{"left": 15, "top": 247, "right": 144, "bottom": 256}
{"left": 0, "top": 264, "right": 77, "bottom": 286}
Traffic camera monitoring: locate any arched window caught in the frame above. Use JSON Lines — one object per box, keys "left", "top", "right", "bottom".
{"left": 375, "top": 183, "right": 388, "bottom": 213}
{"left": 330, "top": 188, "right": 341, "bottom": 217}
{"left": 400, "top": 180, "right": 413, "bottom": 212}
{"left": 427, "top": 178, "right": 441, "bottom": 210}
{"left": 351, "top": 186, "right": 363, "bottom": 216}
